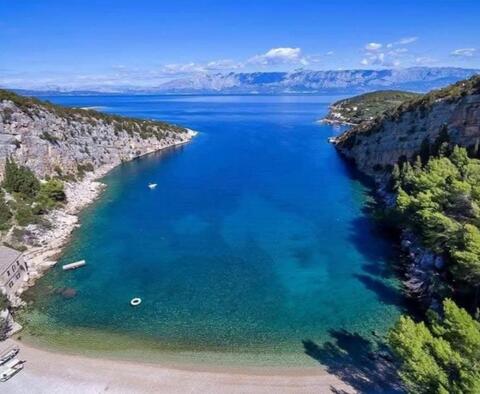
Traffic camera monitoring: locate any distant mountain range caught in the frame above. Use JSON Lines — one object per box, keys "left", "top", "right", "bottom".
{"left": 11, "top": 67, "right": 480, "bottom": 96}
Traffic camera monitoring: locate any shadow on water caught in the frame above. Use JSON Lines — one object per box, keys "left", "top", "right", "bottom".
{"left": 340, "top": 154, "right": 410, "bottom": 314}
{"left": 302, "top": 330, "right": 404, "bottom": 393}
{"left": 353, "top": 274, "right": 404, "bottom": 308}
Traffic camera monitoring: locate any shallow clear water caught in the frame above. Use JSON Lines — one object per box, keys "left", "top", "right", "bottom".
{"left": 22, "top": 94, "right": 404, "bottom": 366}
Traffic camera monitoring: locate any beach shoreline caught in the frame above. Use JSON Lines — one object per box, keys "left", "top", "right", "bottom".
{"left": 2, "top": 338, "right": 356, "bottom": 393}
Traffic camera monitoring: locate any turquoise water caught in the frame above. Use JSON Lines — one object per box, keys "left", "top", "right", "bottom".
{"left": 23, "top": 95, "right": 404, "bottom": 366}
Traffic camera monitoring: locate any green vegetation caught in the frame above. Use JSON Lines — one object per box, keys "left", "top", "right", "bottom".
{"left": 326, "top": 90, "right": 421, "bottom": 124}
{"left": 3, "top": 158, "right": 40, "bottom": 198}
{"left": 0, "top": 292, "right": 9, "bottom": 341}
{"left": 0, "top": 292, "right": 8, "bottom": 310}
{"left": 1, "top": 158, "right": 66, "bottom": 228}
{"left": 36, "top": 179, "right": 66, "bottom": 212}
{"left": 389, "top": 299, "right": 480, "bottom": 394}
{"left": 388, "top": 146, "right": 480, "bottom": 391}
{"left": 393, "top": 146, "right": 480, "bottom": 300}
{"left": 39, "top": 131, "right": 60, "bottom": 144}
{"left": 0, "top": 88, "right": 186, "bottom": 139}
{"left": 0, "top": 191, "right": 12, "bottom": 230}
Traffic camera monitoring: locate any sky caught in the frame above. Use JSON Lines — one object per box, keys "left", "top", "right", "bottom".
{"left": 1, "top": 0, "right": 479, "bottom": 89}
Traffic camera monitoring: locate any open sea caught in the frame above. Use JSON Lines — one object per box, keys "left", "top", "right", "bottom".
{"left": 21, "top": 94, "right": 405, "bottom": 367}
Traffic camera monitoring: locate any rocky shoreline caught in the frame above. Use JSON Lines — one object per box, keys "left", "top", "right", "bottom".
{"left": 375, "top": 182, "right": 444, "bottom": 311}
{"left": 10, "top": 129, "right": 197, "bottom": 306}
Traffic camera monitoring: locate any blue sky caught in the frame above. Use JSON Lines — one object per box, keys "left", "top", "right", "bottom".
{"left": 1, "top": 0, "right": 479, "bottom": 89}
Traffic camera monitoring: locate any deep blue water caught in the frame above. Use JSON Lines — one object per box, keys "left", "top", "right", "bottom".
{"left": 24, "top": 95, "right": 404, "bottom": 366}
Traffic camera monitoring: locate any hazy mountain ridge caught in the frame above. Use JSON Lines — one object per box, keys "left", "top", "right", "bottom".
{"left": 9, "top": 67, "right": 479, "bottom": 96}
{"left": 161, "top": 67, "right": 478, "bottom": 94}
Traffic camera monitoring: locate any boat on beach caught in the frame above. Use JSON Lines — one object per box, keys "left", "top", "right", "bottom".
{"left": 0, "top": 358, "right": 25, "bottom": 382}
{"left": 0, "top": 347, "right": 19, "bottom": 366}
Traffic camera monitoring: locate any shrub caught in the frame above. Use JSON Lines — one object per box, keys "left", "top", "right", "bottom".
{"left": 0, "top": 195, "right": 12, "bottom": 230}
{"left": 15, "top": 202, "right": 38, "bottom": 226}
{"left": 35, "top": 179, "right": 66, "bottom": 212}
{"left": 3, "top": 158, "right": 40, "bottom": 199}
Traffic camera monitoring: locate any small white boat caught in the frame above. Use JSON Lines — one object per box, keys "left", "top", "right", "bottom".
{"left": 130, "top": 297, "right": 142, "bottom": 306}
{"left": 0, "top": 358, "right": 25, "bottom": 382}
{"left": 148, "top": 183, "right": 157, "bottom": 189}
{"left": 0, "top": 347, "right": 19, "bottom": 366}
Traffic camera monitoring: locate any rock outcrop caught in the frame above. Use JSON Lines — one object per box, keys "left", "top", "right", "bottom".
{"left": 334, "top": 76, "right": 480, "bottom": 176}
{"left": 0, "top": 90, "right": 192, "bottom": 179}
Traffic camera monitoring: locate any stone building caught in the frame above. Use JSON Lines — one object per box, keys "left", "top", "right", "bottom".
{"left": 0, "top": 246, "right": 28, "bottom": 297}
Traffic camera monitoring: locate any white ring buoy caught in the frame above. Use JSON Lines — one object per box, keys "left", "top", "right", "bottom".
{"left": 130, "top": 297, "right": 142, "bottom": 306}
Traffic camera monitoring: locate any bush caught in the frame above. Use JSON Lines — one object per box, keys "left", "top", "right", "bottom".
{"left": 15, "top": 202, "right": 38, "bottom": 226}
{"left": 0, "top": 194, "right": 12, "bottom": 230}
{"left": 39, "top": 131, "right": 59, "bottom": 144}
{"left": 3, "top": 158, "right": 40, "bottom": 199}
{"left": 35, "top": 179, "right": 66, "bottom": 212}
{"left": 0, "top": 292, "right": 8, "bottom": 310}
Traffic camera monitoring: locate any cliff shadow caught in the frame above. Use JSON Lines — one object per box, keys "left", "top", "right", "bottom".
{"left": 302, "top": 330, "right": 404, "bottom": 393}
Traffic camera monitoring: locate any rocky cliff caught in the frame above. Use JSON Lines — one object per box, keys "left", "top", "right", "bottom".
{"left": 0, "top": 90, "right": 193, "bottom": 180}
{"left": 334, "top": 75, "right": 480, "bottom": 176}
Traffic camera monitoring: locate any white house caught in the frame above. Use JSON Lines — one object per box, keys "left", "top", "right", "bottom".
{"left": 0, "top": 246, "right": 28, "bottom": 297}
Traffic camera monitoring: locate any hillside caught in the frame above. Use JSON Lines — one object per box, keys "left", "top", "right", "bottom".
{"left": 0, "top": 90, "right": 194, "bottom": 254}
{"left": 323, "top": 90, "right": 421, "bottom": 125}
{"left": 0, "top": 89, "right": 191, "bottom": 179}
{"left": 334, "top": 75, "right": 480, "bottom": 176}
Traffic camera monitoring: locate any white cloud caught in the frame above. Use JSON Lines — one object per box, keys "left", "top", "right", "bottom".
{"left": 360, "top": 37, "right": 420, "bottom": 67}
{"left": 415, "top": 56, "right": 436, "bottom": 65}
{"left": 205, "top": 59, "right": 243, "bottom": 70}
{"left": 365, "top": 42, "right": 382, "bottom": 51}
{"left": 396, "top": 36, "right": 418, "bottom": 45}
{"left": 162, "top": 62, "right": 205, "bottom": 74}
{"left": 450, "top": 48, "right": 477, "bottom": 57}
{"left": 248, "top": 47, "right": 307, "bottom": 66}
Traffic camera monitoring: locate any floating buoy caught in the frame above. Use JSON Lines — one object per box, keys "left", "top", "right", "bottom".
{"left": 130, "top": 297, "right": 142, "bottom": 306}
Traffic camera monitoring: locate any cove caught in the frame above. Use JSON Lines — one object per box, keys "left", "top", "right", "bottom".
{"left": 21, "top": 94, "right": 405, "bottom": 367}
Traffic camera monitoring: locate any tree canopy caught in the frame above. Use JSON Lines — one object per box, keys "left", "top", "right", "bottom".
{"left": 393, "top": 147, "right": 480, "bottom": 295}
{"left": 389, "top": 299, "right": 480, "bottom": 394}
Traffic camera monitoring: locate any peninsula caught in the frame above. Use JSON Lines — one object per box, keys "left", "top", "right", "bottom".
{"left": 323, "top": 90, "right": 421, "bottom": 125}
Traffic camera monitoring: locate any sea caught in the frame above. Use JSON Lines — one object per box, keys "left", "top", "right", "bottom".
{"left": 20, "top": 94, "right": 405, "bottom": 367}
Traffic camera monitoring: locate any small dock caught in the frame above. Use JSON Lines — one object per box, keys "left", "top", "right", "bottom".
{"left": 62, "top": 260, "right": 86, "bottom": 271}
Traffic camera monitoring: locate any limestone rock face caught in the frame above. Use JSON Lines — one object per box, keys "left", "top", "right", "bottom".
{"left": 334, "top": 78, "right": 480, "bottom": 177}
{"left": 0, "top": 98, "right": 192, "bottom": 179}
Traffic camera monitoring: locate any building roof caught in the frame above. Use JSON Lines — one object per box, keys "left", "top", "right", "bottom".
{"left": 0, "top": 246, "right": 22, "bottom": 273}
